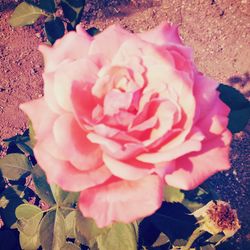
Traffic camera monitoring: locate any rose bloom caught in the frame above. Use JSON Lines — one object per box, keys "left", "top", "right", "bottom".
{"left": 20, "top": 23, "right": 231, "bottom": 227}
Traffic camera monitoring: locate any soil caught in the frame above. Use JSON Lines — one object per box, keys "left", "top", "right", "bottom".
{"left": 0, "top": 0, "right": 249, "bottom": 249}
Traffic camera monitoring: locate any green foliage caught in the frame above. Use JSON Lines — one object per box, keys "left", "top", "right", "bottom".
{"left": 45, "top": 16, "right": 65, "bottom": 44}
{"left": 3, "top": 129, "right": 34, "bottom": 156}
{"left": 39, "top": 209, "right": 66, "bottom": 250}
{"left": 31, "top": 164, "right": 56, "bottom": 206}
{"left": 61, "top": 0, "right": 85, "bottom": 29}
{"left": 96, "top": 223, "right": 138, "bottom": 250}
{"left": 9, "top": 0, "right": 87, "bottom": 44}
{"left": 86, "top": 27, "right": 101, "bottom": 36}
{"left": 50, "top": 184, "right": 79, "bottom": 207}
{"left": 75, "top": 210, "right": 109, "bottom": 246}
{"left": 9, "top": 2, "right": 43, "bottom": 27}
{"left": 25, "top": 0, "right": 56, "bottom": 13}
{"left": 16, "top": 203, "right": 42, "bottom": 249}
{"left": 163, "top": 185, "right": 184, "bottom": 203}
{"left": 61, "top": 242, "right": 81, "bottom": 250}
{"left": 16, "top": 204, "right": 43, "bottom": 236}
{"left": 217, "top": 84, "right": 250, "bottom": 133}
{"left": 19, "top": 231, "right": 40, "bottom": 250}
{"left": 65, "top": 210, "right": 77, "bottom": 238}
{"left": 0, "top": 153, "right": 31, "bottom": 180}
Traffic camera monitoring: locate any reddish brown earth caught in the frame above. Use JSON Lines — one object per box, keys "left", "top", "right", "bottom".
{"left": 0, "top": 0, "right": 249, "bottom": 249}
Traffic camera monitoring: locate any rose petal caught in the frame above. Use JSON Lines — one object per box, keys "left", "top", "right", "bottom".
{"left": 34, "top": 141, "right": 111, "bottom": 192}
{"left": 137, "top": 134, "right": 203, "bottom": 163}
{"left": 78, "top": 175, "right": 163, "bottom": 227}
{"left": 139, "top": 22, "right": 182, "bottom": 46}
{"left": 87, "top": 133, "right": 144, "bottom": 160}
{"left": 53, "top": 114, "right": 103, "bottom": 170}
{"left": 193, "top": 74, "right": 230, "bottom": 138}
{"left": 53, "top": 59, "right": 97, "bottom": 112}
{"left": 72, "top": 80, "right": 100, "bottom": 126}
{"left": 193, "top": 73, "right": 227, "bottom": 121}
{"left": 103, "top": 90, "right": 133, "bottom": 116}
{"left": 43, "top": 72, "right": 64, "bottom": 114}
{"left": 19, "top": 98, "right": 57, "bottom": 140}
{"left": 89, "top": 24, "right": 132, "bottom": 61}
{"left": 39, "top": 27, "right": 92, "bottom": 72}
{"left": 103, "top": 153, "right": 152, "bottom": 180}
{"left": 164, "top": 130, "right": 231, "bottom": 190}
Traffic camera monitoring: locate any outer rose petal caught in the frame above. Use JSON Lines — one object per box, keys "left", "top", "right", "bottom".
{"left": 164, "top": 130, "right": 231, "bottom": 190}
{"left": 19, "top": 98, "right": 57, "bottom": 140}
{"left": 89, "top": 24, "right": 132, "bottom": 61}
{"left": 44, "top": 58, "right": 99, "bottom": 114}
{"left": 78, "top": 175, "right": 163, "bottom": 227}
{"left": 34, "top": 140, "right": 112, "bottom": 192}
{"left": 43, "top": 72, "right": 64, "bottom": 114}
{"left": 139, "top": 22, "right": 183, "bottom": 45}
{"left": 193, "top": 73, "right": 229, "bottom": 122}
{"left": 39, "top": 26, "right": 92, "bottom": 72}
{"left": 53, "top": 59, "right": 97, "bottom": 112}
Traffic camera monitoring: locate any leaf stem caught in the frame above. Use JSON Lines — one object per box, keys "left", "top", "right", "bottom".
{"left": 183, "top": 227, "right": 205, "bottom": 250}
{"left": 59, "top": 206, "right": 76, "bottom": 211}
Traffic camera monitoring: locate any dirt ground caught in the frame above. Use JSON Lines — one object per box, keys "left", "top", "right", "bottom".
{"left": 0, "top": 0, "right": 249, "bottom": 249}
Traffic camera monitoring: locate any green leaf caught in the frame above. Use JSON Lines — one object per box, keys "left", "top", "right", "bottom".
{"left": 76, "top": 210, "right": 109, "bottom": 245}
{"left": 228, "top": 107, "right": 250, "bottom": 133}
{"left": 31, "top": 164, "right": 56, "bottom": 206}
{"left": 29, "top": 123, "right": 36, "bottom": 148}
{"left": 0, "top": 153, "right": 30, "bottom": 179}
{"left": 9, "top": 2, "right": 43, "bottom": 27}
{"left": 152, "top": 233, "right": 170, "bottom": 247}
{"left": 45, "top": 17, "right": 65, "bottom": 44}
{"left": 217, "top": 84, "right": 249, "bottom": 110}
{"left": 0, "top": 196, "right": 9, "bottom": 209}
{"left": 3, "top": 129, "right": 34, "bottom": 155}
{"left": 50, "top": 184, "right": 79, "bottom": 206}
{"left": 50, "top": 184, "right": 68, "bottom": 204}
{"left": 86, "top": 27, "right": 100, "bottom": 36}
{"left": 39, "top": 209, "right": 66, "bottom": 250}
{"left": 61, "top": 0, "right": 85, "bottom": 29}
{"left": 182, "top": 184, "right": 219, "bottom": 212}
{"left": 143, "top": 202, "right": 197, "bottom": 242}
{"left": 138, "top": 217, "right": 161, "bottom": 248}
{"left": 164, "top": 185, "right": 184, "bottom": 203}
{"left": 96, "top": 223, "right": 137, "bottom": 250}
{"left": 19, "top": 231, "right": 40, "bottom": 250}
{"left": 65, "top": 211, "right": 77, "bottom": 238}
{"left": 217, "top": 84, "right": 250, "bottom": 133}
{"left": 62, "top": 191, "right": 79, "bottom": 207}
{"left": 64, "top": 0, "right": 85, "bottom": 8}
{"left": 25, "top": 0, "right": 56, "bottom": 13}
{"left": 61, "top": 242, "right": 81, "bottom": 250}
{"left": 16, "top": 204, "right": 43, "bottom": 236}
{"left": 3, "top": 130, "right": 29, "bottom": 144}
{"left": 16, "top": 141, "right": 34, "bottom": 156}
{"left": 201, "top": 245, "right": 216, "bottom": 250}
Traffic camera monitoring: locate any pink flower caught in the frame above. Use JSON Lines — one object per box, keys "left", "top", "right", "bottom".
{"left": 20, "top": 23, "right": 231, "bottom": 227}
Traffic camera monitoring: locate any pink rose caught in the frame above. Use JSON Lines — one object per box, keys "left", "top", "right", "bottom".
{"left": 20, "top": 23, "right": 231, "bottom": 227}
